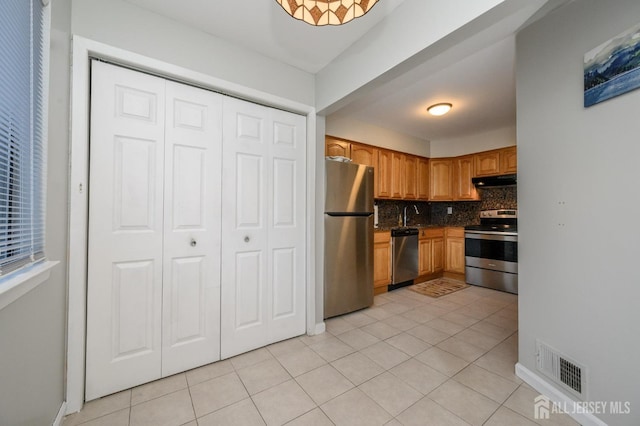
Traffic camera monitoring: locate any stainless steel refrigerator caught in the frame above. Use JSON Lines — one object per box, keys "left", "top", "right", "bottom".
{"left": 324, "top": 159, "right": 374, "bottom": 319}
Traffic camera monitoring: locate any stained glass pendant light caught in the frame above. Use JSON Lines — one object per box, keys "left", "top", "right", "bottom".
{"left": 276, "top": 0, "right": 379, "bottom": 26}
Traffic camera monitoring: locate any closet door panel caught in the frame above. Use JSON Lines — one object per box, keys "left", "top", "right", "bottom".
{"left": 221, "top": 98, "right": 270, "bottom": 358}
{"left": 220, "top": 98, "right": 306, "bottom": 358}
{"left": 161, "top": 81, "right": 222, "bottom": 376}
{"left": 268, "top": 110, "right": 306, "bottom": 342}
{"left": 86, "top": 61, "right": 165, "bottom": 401}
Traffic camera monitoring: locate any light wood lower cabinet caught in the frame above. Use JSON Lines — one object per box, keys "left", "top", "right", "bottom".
{"left": 374, "top": 231, "right": 391, "bottom": 293}
{"left": 445, "top": 227, "right": 465, "bottom": 275}
{"left": 418, "top": 228, "right": 444, "bottom": 277}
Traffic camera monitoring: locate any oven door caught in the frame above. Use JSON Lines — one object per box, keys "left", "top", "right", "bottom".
{"left": 464, "top": 232, "right": 518, "bottom": 273}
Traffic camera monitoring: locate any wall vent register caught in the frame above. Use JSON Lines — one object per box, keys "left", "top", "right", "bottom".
{"left": 536, "top": 340, "right": 587, "bottom": 400}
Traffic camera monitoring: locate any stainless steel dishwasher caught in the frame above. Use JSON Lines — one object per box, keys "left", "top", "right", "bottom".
{"left": 391, "top": 228, "right": 419, "bottom": 285}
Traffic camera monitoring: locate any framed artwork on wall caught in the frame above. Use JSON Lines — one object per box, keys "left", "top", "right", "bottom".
{"left": 584, "top": 22, "right": 640, "bottom": 107}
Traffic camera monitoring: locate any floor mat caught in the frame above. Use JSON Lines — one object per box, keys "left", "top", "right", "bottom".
{"left": 410, "top": 278, "right": 468, "bottom": 298}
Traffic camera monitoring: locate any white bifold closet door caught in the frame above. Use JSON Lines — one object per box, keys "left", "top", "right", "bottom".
{"left": 220, "top": 97, "right": 306, "bottom": 359}
{"left": 86, "top": 61, "right": 222, "bottom": 400}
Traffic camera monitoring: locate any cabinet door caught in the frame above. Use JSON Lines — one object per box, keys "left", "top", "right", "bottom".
{"left": 419, "top": 238, "right": 432, "bottom": 276}
{"left": 445, "top": 237, "right": 465, "bottom": 274}
{"left": 377, "top": 149, "right": 392, "bottom": 198}
{"left": 501, "top": 146, "right": 517, "bottom": 174}
{"left": 417, "top": 157, "right": 429, "bottom": 200}
{"left": 475, "top": 150, "right": 501, "bottom": 176}
{"left": 430, "top": 159, "right": 453, "bottom": 201}
{"left": 352, "top": 143, "right": 379, "bottom": 197}
{"left": 391, "top": 152, "right": 404, "bottom": 199}
{"left": 374, "top": 242, "right": 391, "bottom": 288}
{"left": 454, "top": 155, "right": 478, "bottom": 200}
{"left": 325, "top": 136, "right": 350, "bottom": 157}
{"left": 403, "top": 155, "right": 418, "bottom": 199}
{"left": 432, "top": 238, "right": 445, "bottom": 273}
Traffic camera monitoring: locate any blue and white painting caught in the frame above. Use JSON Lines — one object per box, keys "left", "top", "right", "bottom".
{"left": 584, "top": 22, "right": 640, "bottom": 107}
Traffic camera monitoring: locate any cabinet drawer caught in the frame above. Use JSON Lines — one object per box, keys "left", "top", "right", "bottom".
{"left": 419, "top": 227, "right": 444, "bottom": 239}
{"left": 374, "top": 231, "right": 391, "bottom": 243}
{"left": 445, "top": 227, "right": 465, "bottom": 238}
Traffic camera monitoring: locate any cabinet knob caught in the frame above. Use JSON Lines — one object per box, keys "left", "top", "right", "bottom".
{"left": 244, "top": 236, "right": 250, "bottom": 243}
{"left": 190, "top": 239, "right": 197, "bottom": 247}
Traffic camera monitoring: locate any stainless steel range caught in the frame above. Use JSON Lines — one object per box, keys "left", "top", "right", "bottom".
{"left": 464, "top": 209, "right": 518, "bottom": 294}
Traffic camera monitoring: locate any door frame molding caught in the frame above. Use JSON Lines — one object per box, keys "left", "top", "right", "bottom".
{"left": 67, "top": 35, "right": 318, "bottom": 414}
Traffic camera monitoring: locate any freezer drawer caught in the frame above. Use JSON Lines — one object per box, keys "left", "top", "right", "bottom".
{"left": 324, "top": 215, "right": 374, "bottom": 318}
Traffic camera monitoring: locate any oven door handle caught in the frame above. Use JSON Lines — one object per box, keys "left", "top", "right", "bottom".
{"left": 464, "top": 232, "right": 518, "bottom": 242}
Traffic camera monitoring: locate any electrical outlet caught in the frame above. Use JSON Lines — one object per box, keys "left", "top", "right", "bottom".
{"left": 447, "top": 206, "right": 453, "bottom": 214}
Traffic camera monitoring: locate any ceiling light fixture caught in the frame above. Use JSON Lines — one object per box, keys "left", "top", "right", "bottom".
{"left": 427, "top": 103, "right": 453, "bottom": 116}
{"left": 275, "top": 0, "right": 379, "bottom": 26}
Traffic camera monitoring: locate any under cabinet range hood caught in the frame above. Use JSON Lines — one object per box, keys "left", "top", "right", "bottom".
{"left": 472, "top": 174, "right": 517, "bottom": 187}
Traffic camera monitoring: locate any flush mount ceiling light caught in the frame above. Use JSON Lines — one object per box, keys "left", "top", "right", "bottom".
{"left": 275, "top": 0, "right": 379, "bottom": 26}
{"left": 427, "top": 103, "right": 453, "bottom": 116}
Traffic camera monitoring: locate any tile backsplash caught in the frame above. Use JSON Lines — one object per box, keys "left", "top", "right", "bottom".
{"left": 478, "top": 186, "right": 517, "bottom": 210}
{"left": 375, "top": 185, "right": 517, "bottom": 229}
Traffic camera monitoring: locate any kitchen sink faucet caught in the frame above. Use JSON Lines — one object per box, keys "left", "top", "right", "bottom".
{"left": 402, "top": 204, "right": 420, "bottom": 227}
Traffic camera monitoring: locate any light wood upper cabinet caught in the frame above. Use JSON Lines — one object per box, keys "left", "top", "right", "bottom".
{"left": 430, "top": 158, "right": 454, "bottom": 201}
{"left": 351, "top": 143, "right": 379, "bottom": 197}
{"left": 377, "top": 149, "right": 392, "bottom": 198}
{"left": 351, "top": 143, "right": 377, "bottom": 166}
{"left": 403, "top": 155, "right": 418, "bottom": 199}
{"left": 391, "top": 152, "right": 404, "bottom": 199}
{"left": 325, "top": 136, "right": 351, "bottom": 158}
{"left": 325, "top": 135, "right": 515, "bottom": 201}
{"left": 501, "top": 146, "right": 517, "bottom": 174}
{"left": 475, "top": 150, "right": 501, "bottom": 177}
{"left": 444, "top": 227, "right": 465, "bottom": 274}
{"left": 454, "top": 155, "right": 478, "bottom": 200}
{"left": 374, "top": 231, "right": 391, "bottom": 291}
{"left": 474, "top": 146, "right": 517, "bottom": 177}
{"left": 417, "top": 157, "right": 429, "bottom": 200}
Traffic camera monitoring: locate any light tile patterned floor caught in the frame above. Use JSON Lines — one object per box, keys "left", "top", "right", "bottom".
{"left": 63, "top": 286, "right": 579, "bottom": 426}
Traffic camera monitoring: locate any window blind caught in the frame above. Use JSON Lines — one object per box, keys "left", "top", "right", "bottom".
{"left": 0, "top": 0, "right": 49, "bottom": 276}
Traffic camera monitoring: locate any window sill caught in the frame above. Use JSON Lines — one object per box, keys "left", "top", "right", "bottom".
{"left": 0, "top": 261, "right": 59, "bottom": 311}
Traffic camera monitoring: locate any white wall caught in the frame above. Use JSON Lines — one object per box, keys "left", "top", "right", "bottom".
{"left": 71, "top": 0, "right": 314, "bottom": 106}
{"left": 326, "top": 115, "right": 430, "bottom": 157}
{"left": 0, "top": 0, "right": 70, "bottom": 424}
{"left": 430, "top": 125, "right": 516, "bottom": 158}
{"left": 517, "top": 0, "right": 640, "bottom": 424}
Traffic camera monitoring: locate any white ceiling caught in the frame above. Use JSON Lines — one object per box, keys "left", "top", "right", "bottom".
{"left": 123, "top": 0, "right": 548, "bottom": 142}
{"left": 124, "top": 0, "right": 407, "bottom": 74}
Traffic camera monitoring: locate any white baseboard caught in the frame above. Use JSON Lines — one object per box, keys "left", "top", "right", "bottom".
{"left": 515, "top": 363, "right": 607, "bottom": 426}
{"left": 313, "top": 322, "right": 325, "bottom": 335}
{"left": 53, "top": 401, "right": 67, "bottom": 426}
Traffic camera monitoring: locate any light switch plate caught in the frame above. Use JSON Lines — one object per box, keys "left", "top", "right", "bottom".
{"left": 447, "top": 206, "right": 453, "bottom": 214}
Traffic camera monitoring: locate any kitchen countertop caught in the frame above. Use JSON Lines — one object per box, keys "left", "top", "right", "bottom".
{"left": 374, "top": 224, "right": 465, "bottom": 232}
